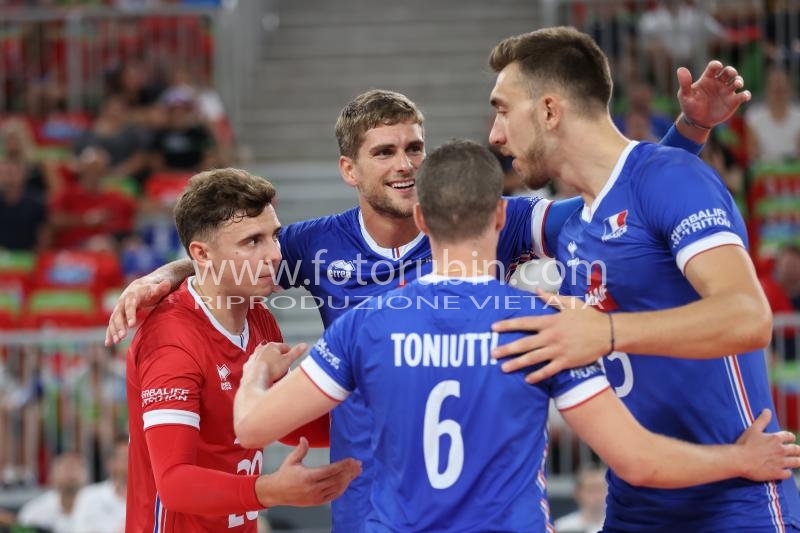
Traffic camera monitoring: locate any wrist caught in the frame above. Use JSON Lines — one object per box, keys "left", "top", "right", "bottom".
{"left": 254, "top": 474, "right": 275, "bottom": 508}
{"left": 680, "top": 113, "right": 712, "bottom": 131}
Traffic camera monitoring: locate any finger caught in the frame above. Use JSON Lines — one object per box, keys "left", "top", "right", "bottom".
{"left": 285, "top": 436, "right": 309, "bottom": 465}
{"left": 750, "top": 408, "right": 772, "bottom": 433}
{"left": 716, "top": 65, "right": 737, "bottom": 83}
{"left": 109, "top": 306, "right": 129, "bottom": 344}
{"left": 502, "top": 347, "right": 555, "bottom": 374}
{"left": 492, "top": 315, "right": 549, "bottom": 333}
{"left": 778, "top": 431, "right": 798, "bottom": 445}
{"left": 492, "top": 333, "right": 548, "bottom": 360}
{"left": 525, "top": 359, "right": 564, "bottom": 384}
{"left": 676, "top": 66, "right": 693, "bottom": 96}
{"left": 536, "top": 289, "right": 584, "bottom": 311}
{"left": 124, "top": 294, "right": 139, "bottom": 329}
{"left": 308, "top": 458, "right": 359, "bottom": 483}
{"left": 286, "top": 342, "right": 308, "bottom": 364}
{"left": 702, "top": 60, "right": 724, "bottom": 79}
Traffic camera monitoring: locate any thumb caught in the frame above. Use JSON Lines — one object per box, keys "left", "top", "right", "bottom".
{"left": 152, "top": 279, "right": 172, "bottom": 299}
{"left": 676, "top": 67, "right": 693, "bottom": 97}
{"left": 285, "top": 436, "right": 309, "bottom": 465}
{"left": 749, "top": 409, "right": 773, "bottom": 433}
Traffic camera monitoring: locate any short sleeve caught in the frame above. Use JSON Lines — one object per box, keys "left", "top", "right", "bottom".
{"left": 300, "top": 310, "right": 359, "bottom": 401}
{"left": 638, "top": 152, "right": 745, "bottom": 274}
{"left": 499, "top": 196, "right": 549, "bottom": 267}
{"left": 543, "top": 197, "right": 583, "bottom": 258}
{"left": 138, "top": 346, "right": 204, "bottom": 431}
{"left": 545, "top": 362, "right": 610, "bottom": 411}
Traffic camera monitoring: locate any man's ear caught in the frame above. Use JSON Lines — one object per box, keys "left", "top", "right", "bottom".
{"left": 413, "top": 203, "right": 429, "bottom": 236}
{"left": 495, "top": 198, "right": 508, "bottom": 232}
{"left": 541, "top": 95, "right": 562, "bottom": 131}
{"left": 189, "top": 241, "right": 211, "bottom": 269}
{"left": 339, "top": 155, "right": 358, "bottom": 188}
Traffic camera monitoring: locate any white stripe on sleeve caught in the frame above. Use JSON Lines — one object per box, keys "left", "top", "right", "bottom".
{"left": 675, "top": 232, "right": 744, "bottom": 274}
{"left": 143, "top": 409, "right": 200, "bottom": 430}
{"left": 300, "top": 357, "right": 351, "bottom": 401}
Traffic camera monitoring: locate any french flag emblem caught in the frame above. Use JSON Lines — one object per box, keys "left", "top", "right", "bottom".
{"left": 602, "top": 210, "right": 628, "bottom": 242}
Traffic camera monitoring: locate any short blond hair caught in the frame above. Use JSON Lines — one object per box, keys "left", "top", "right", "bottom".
{"left": 335, "top": 89, "right": 424, "bottom": 159}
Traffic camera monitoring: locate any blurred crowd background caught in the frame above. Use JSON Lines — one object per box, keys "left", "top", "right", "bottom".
{"left": 0, "top": 1, "right": 798, "bottom": 531}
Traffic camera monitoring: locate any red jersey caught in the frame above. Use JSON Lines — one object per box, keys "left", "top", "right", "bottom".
{"left": 126, "top": 279, "right": 282, "bottom": 532}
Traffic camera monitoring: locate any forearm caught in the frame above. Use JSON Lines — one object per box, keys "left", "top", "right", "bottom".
{"left": 146, "top": 258, "right": 194, "bottom": 292}
{"left": 614, "top": 292, "right": 771, "bottom": 358}
{"left": 626, "top": 433, "right": 741, "bottom": 489}
{"left": 157, "top": 463, "right": 261, "bottom": 514}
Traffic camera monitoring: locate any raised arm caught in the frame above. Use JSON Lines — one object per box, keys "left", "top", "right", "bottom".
{"left": 105, "top": 258, "right": 193, "bottom": 345}
{"left": 672, "top": 60, "right": 751, "bottom": 145}
{"left": 562, "top": 389, "right": 800, "bottom": 488}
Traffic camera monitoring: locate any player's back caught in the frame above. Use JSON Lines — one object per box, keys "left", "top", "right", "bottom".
{"left": 306, "top": 275, "right": 607, "bottom": 532}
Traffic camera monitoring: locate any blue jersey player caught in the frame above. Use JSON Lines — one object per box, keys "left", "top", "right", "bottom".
{"left": 488, "top": 27, "right": 800, "bottom": 530}
{"left": 109, "top": 76, "right": 756, "bottom": 531}
{"left": 233, "top": 140, "right": 800, "bottom": 533}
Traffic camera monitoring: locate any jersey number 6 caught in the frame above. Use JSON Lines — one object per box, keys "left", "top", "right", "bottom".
{"left": 423, "top": 380, "right": 464, "bottom": 490}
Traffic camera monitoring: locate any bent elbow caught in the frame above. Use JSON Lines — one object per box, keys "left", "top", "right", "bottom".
{"left": 612, "top": 456, "right": 657, "bottom": 488}
{"left": 743, "top": 299, "right": 773, "bottom": 351}
{"left": 234, "top": 418, "right": 266, "bottom": 450}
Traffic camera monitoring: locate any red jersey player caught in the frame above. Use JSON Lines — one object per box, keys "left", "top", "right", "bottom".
{"left": 126, "top": 168, "right": 360, "bottom": 532}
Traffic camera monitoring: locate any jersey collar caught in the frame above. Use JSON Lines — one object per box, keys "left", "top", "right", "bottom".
{"left": 187, "top": 277, "right": 250, "bottom": 351}
{"left": 357, "top": 210, "right": 426, "bottom": 260}
{"left": 581, "top": 140, "right": 638, "bottom": 222}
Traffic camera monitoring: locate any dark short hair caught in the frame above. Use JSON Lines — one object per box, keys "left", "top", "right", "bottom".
{"left": 335, "top": 89, "right": 424, "bottom": 159}
{"left": 416, "top": 139, "right": 503, "bottom": 243}
{"left": 489, "top": 26, "right": 612, "bottom": 115}
{"left": 174, "top": 168, "right": 277, "bottom": 254}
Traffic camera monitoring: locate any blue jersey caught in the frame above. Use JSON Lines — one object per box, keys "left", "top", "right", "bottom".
{"left": 558, "top": 141, "right": 800, "bottom": 531}
{"left": 301, "top": 276, "right": 610, "bottom": 532}
{"left": 278, "top": 197, "right": 554, "bottom": 531}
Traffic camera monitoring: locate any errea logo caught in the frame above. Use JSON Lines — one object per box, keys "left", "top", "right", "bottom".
{"left": 216, "top": 364, "right": 232, "bottom": 391}
{"left": 327, "top": 260, "right": 355, "bottom": 281}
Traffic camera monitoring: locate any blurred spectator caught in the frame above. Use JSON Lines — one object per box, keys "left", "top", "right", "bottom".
{"left": 1, "top": 118, "right": 61, "bottom": 197}
{"left": 17, "top": 451, "right": 88, "bottom": 533}
{"left": 584, "top": 1, "right": 637, "bottom": 87}
{"left": 700, "top": 131, "right": 747, "bottom": 216}
{"left": 638, "top": 0, "right": 728, "bottom": 94}
{"left": 72, "top": 95, "right": 148, "bottom": 184}
{"left": 745, "top": 67, "right": 800, "bottom": 164}
{"left": 764, "top": 1, "right": 800, "bottom": 67}
{"left": 105, "top": 61, "right": 164, "bottom": 122}
{"left": 71, "top": 439, "right": 127, "bottom": 533}
{"left": 614, "top": 82, "right": 673, "bottom": 139}
{"left": 120, "top": 234, "right": 166, "bottom": 282}
{"left": 622, "top": 109, "right": 660, "bottom": 142}
{"left": 762, "top": 244, "right": 800, "bottom": 313}
{"left": 0, "top": 160, "right": 49, "bottom": 251}
{"left": 149, "top": 85, "right": 216, "bottom": 172}
{"left": 490, "top": 147, "right": 526, "bottom": 197}
{"left": 65, "top": 344, "right": 128, "bottom": 476}
{"left": 553, "top": 465, "right": 608, "bottom": 533}
{"left": 25, "top": 81, "right": 88, "bottom": 146}
{"left": 50, "top": 146, "right": 137, "bottom": 249}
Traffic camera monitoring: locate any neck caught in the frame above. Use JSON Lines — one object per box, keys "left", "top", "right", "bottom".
{"left": 555, "top": 115, "right": 630, "bottom": 205}
{"left": 359, "top": 202, "right": 420, "bottom": 249}
{"left": 60, "top": 492, "right": 77, "bottom": 514}
{"left": 429, "top": 234, "right": 499, "bottom": 278}
{"left": 193, "top": 279, "right": 247, "bottom": 335}
{"left": 113, "top": 477, "right": 126, "bottom": 498}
